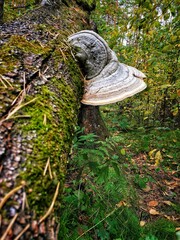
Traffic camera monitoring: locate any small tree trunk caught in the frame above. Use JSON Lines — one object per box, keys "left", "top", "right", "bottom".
{"left": 79, "top": 105, "right": 109, "bottom": 140}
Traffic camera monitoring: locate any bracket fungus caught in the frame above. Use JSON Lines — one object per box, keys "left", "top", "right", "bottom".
{"left": 68, "top": 30, "right": 147, "bottom": 106}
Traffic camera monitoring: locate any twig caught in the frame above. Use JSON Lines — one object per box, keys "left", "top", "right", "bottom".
{"left": 21, "top": 191, "right": 26, "bottom": 211}
{"left": 43, "top": 158, "right": 50, "bottom": 176}
{"left": 6, "top": 115, "right": 31, "bottom": 119}
{"left": 6, "top": 97, "right": 37, "bottom": 120}
{"left": 0, "top": 80, "right": 7, "bottom": 88}
{"left": 43, "top": 66, "right": 49, "bottom": 75}
{"left": 59, "top": 48, "right": 67, "bottom": 61}
{"left": 43, "top": 158, "right": 53, "bottom": 179}
{"left": 25, "top": 192, "right": 29, "bottom": 209}
{"left": 43, "top": 114, "right": 47, "bottom": 125}
{"left": 0, "top": 185, "right": 24, "bottom": 210}
{"left": 0, "top": 77, "right": 8, "bottom": 88}
{"left": 48, "top": 160, "right": 53, "bottom": 180}
{"left": 39, "top": 182, "right": 60, "bottom": 224}
{"left": 11, "top": 89, "right": 24, "bottom": 106}
{"left": 3, "top": 76, "right": 13, "bottom": 88}
{"left": 1, "top": 214, "right": 18, "bottom": 240}
{"left": 0, "top": 75, "right": 13, "bottom": 88}
{"left": 0, "top": 97, "right": 36, "bottom": 124}
{"left": 14, "top": 223, "right": 30, "bottom": 240}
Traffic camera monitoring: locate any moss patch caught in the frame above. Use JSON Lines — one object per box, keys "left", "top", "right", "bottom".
{"left": 16, "top": 51, "right": 83, "bottom": 215}
{"left": 0, "top": 35, "right": 51, "bottom": 74}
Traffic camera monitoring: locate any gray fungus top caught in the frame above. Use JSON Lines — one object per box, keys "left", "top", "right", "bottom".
{"left": 68, "top": 30, "right": 147, "bottom": 106}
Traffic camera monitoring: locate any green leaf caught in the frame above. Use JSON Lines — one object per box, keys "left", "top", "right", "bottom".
{"left": 111, "top": 162, "right": 120, "bottom": 176}
{"left": 88, "top": 161, "right": 100, "bottom": 171}
{"left": 97, "top": 166, "right": 109, "bottom": 183}
{"left": 120, "top": 148, "right": 126, "bottom": 155}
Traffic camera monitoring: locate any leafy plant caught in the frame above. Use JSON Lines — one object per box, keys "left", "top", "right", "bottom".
{"left": 142, "top": 219, "right": 176, "bottom": 240}
{"left": 71, "top": 127, "right": 121, "bottom": 182}
{"left": 59, "top": 127, "right": 140, "bottom": 240}
{"left": 59, "top": 123, "right": 178, "bottom": 239}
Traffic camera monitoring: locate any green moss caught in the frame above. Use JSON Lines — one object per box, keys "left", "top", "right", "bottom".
{"left": 0, "top": 34, "right": 52, "bottom": 118}
{"left": 0, "top": 35, "right": 51, "bottom": 74}
{"left": 3, "top": 0, "right": 36, "bottom": 22}
{"left": 16, "top": 52, "right": 83, "bottom": 216}
{"left": 13, "top": 35, "right": 51, "bottom": 54}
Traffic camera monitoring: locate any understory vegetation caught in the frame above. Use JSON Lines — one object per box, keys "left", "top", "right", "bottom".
{"left": 59, "top": 123, "right": 179, "bottom": 239}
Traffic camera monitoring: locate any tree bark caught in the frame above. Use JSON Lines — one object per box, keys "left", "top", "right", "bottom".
{"left": 0, "top": 1, "right": 96, "bottom": 239}
{"left": 79, "top": 105, "right": 109, "bottom": 140}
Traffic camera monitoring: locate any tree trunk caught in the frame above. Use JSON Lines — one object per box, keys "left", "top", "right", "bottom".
{"left": 79, "top": 105, "right": 109, "bottom": 140}
{"left": 0, "top": 1, "right": 96, "bottom": 239}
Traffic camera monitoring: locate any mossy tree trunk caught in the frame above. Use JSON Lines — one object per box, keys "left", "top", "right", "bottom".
{"left": 0, "top": 1, "right": 97, "bottom": 239}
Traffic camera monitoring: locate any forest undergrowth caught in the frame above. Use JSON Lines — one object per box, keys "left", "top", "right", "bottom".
{"left": 59, "top": 108, "right": 179, "bottom": 240}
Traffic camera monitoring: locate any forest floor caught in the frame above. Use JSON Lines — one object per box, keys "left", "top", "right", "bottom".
{"left": 125, "top": 151, "right": 179, "bottom": 226}
{"left": 103, "top": 107, "right": 180, "bottom": 229}
{"left": 60, "top": 112, "right": 180, "bottom": 239}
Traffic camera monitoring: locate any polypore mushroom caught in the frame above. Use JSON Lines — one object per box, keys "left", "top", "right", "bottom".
{"left": 68, "top": 30, "right": 147, "bottom": 106}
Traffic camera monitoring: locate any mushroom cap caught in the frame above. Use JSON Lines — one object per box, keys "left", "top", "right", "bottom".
{"left": 82, "top": 61, "right": 147, "bottom": 106}
{"left": 68, "top": 30, "right": 147, "bottom": 106}
{"left": 68, "top": 30, "right": 112, "bottom": 79}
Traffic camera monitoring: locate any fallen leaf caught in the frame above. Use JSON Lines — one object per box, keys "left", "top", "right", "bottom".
{"left": 78, "top": 227, "right": 84, "bottom": 236}
{"left": 140, "top": 221, "right": 146, "bottom": 227}
{"left": 149, "top": 209, "right": 160, "bottom": 215}
{"left": 163, "top": 201, "right": 173, "bottom": 206}
{"left": 164, "top": 180, "right": 179, "bottom": 189}
{"left": 116, "top": 201, "right": 127, "bottom": 208}
{"left": 143, "top": 184, "right": 151, "bottom": 192}
{"left": 154, "top": 150, "right": 163, "bottom": 166}
{"left": 148, "top": 200, "right": 158, "bottom": 207}
{"left": 148, "top": 149, "right": 157, "bottom": 159}
{"left": 164, "top": 215, "right": 172, "bottom": 220}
